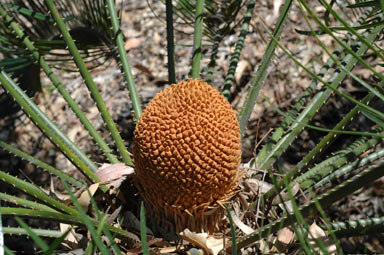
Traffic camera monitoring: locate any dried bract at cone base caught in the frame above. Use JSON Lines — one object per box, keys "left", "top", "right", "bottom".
{"left": 141, "top": 198, "right": 229, "bottom": 237}
{"left": 137, "top": 174, "right": 243, "bottom": 235}
{"left": 133, "top": 79, "right": 242, "bottom": 234}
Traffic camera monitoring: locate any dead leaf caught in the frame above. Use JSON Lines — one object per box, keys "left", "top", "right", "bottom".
{"left": 60, "top": 223, "right": 79, "bottom": 246}
{"left": 246, "top": 179, "right": 273, "bottom": 194}
{"left": 78, "top": 183, "right": 99, "bottom": 213}
{"left": 180, "top": 229, "right": 229, "bottom": 255}
{"left": 106, "top": 206, "right": 122, "bottom": 225}
{"left": 235, "top": 60, "right": 250, "bottom": 85}
{"left": 153, "top": 32, "right": 162, "bottom": 44}
{"left": 309, "top": 221, "right": 326, "bottom": 240}
{"left": 308, "top": 221, "right": 338, "bottom": 255}
{"left": 257, "top": 238, "right": 271, "bottom": 254}
{"left": 273, "top": 0, "right": 283, "bottom": 19}
{"left": 275, "top": 227, "right": 294, "bottom": 252}
{"left": 278, "top": 200, "right": 294, "bottom": 213}
{"left": 125, "top": 37, "right": 141, "bottom": 51}
{"left": 230, "top": 210, "right": 254, "bottom": 235}
{"left": 159, "top": 247, "right": 177, "bottom": 254}
{"left": 272, "top": 181, "right": 300, "bottom": 205}
{"left": 96, "top": 163, "right": 134, "bottom": 183}
{"left": 49, "top": 177, "right": 72, "bottom": 202}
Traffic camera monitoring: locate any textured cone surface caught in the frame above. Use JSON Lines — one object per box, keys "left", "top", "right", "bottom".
{"left": 133, "top": 79, "right": 241, "bottom": 232}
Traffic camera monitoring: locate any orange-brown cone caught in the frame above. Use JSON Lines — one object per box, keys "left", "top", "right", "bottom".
{"left": 133, "top": 79, "right": 241, "bottom": 234}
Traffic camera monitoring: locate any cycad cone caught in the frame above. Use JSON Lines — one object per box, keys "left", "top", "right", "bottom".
{"left": 133, "top": 79, "right": 241, "bottom": 233}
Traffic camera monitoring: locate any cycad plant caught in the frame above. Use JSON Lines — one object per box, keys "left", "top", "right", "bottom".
{"left": 1, "top": 0, "right": 384, "bottom": 254}
{"left": 0, "top": 0, "right": 119, "bottom": 117}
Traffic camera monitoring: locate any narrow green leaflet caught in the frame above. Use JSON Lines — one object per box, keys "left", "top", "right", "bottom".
{"left": 3, "top": 3, "right": 73, "bottom": 22}
{"left": 0, "top": 5, "right": 119, "bottom": 164}
{"left": 191, "top": 0, "right": 205, "bottom": 78}
{"left": 0, "top": 141, "right": 84, "bottom": 188}
{"left": 222, "top": 0, "right": 257, "bottom": 100}
{"left": 106, "top": 0, "right": 142, "bottom": 121}
{"left": 2, "top": 227, "right": 62, "bottom": 238}
{"left": 15, "top": 217, "right": 49, "bottom": 251}
{"left": 0, "top": 192, "right": 57, "bottom": 212}
{"left": 238, "top": 0, "right": 291, "bottom": 135}
{"left": 0, "top": 70, "right": 100, "bottom": 182}
{"left": 44, "top": 0, "right": 133, "bottom": 166}
{"left": 235, "top": 161, "right": 384, "bottom": 250}
{"left": 0, "top": 171, "right": 78, "bottom": 215}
